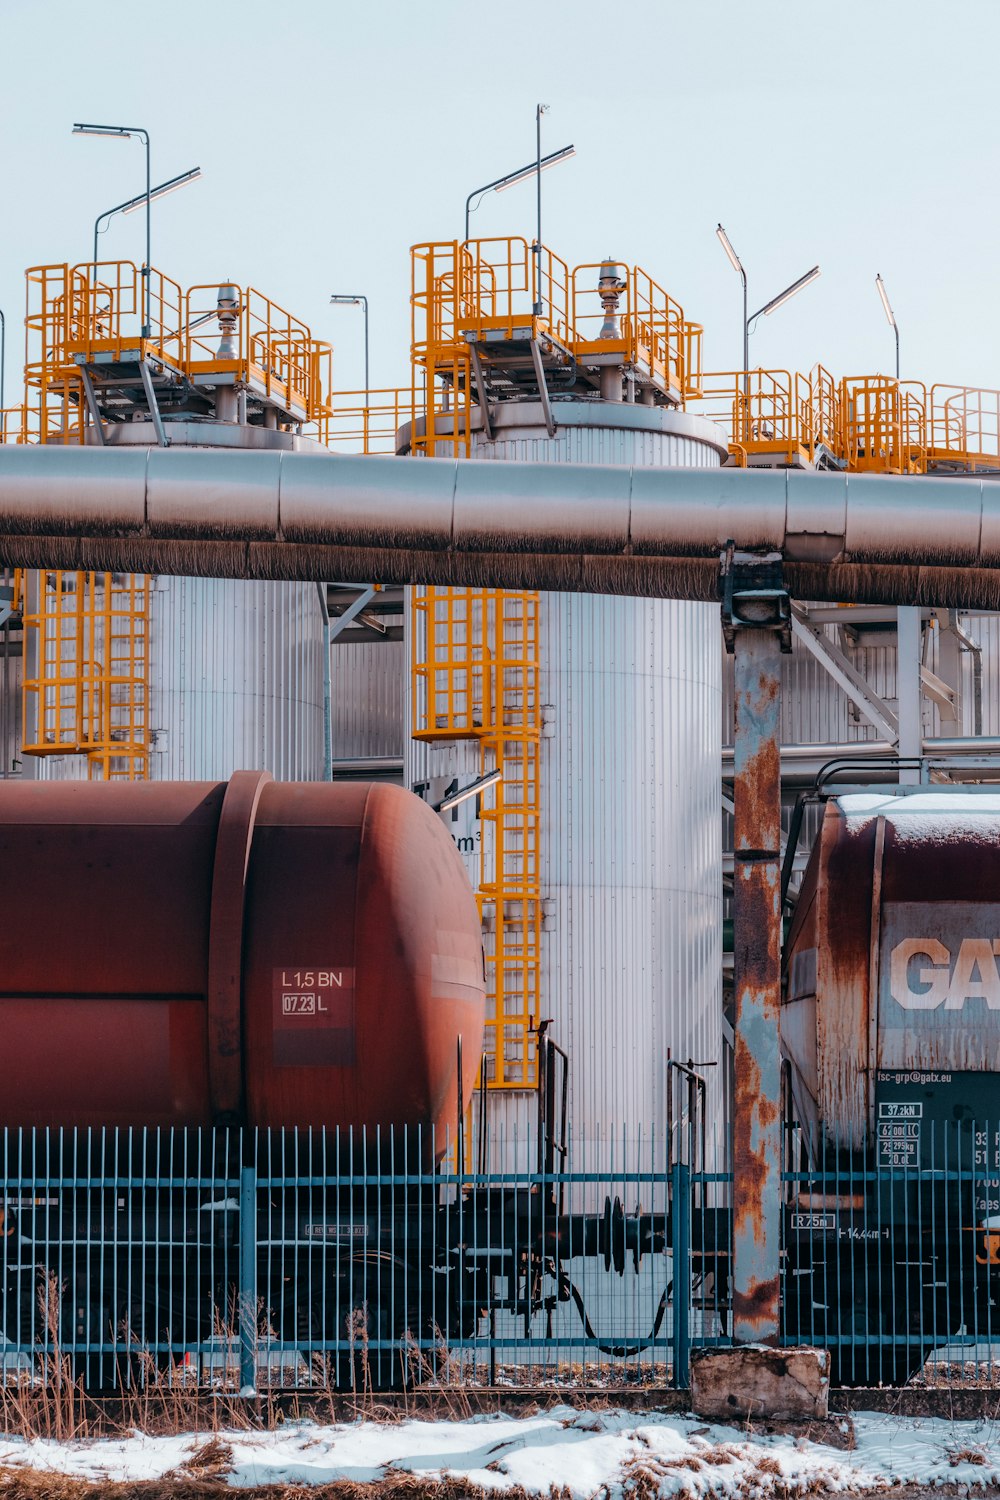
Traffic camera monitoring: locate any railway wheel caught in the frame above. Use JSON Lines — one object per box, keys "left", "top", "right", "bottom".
{"left": 281, "top": 1255, "right": 422, "bottom": 1392}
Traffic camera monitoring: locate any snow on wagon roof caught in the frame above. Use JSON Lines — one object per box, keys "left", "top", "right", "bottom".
{"left": 837, "top": 791, "right": 1000, "bottom": 842}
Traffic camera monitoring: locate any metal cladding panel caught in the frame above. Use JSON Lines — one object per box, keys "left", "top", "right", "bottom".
{"left": 148, "top": 578, "right": 325, "bottom": 782}
{"left": 32, "top": 578, "right": 326, "bottom": 783}
{"left": 721, "top": 607, "right": 1000, "bottom": 751}
{"left": 473, "top": 423, "right": 715, "bottom": 470}
{"left": 469, "top": 407, "right": 723, "bottom": 1155}
{"left": 961, "top": 613, "right": 1000, "bottom": 735}
{"left": 330, "top": 639, "right": 405, "bottom": 761}
{"left": 536, "top": 592, "right": 722, "bottom": 1149}
{"left": 722, "top": 630, "right": 898, "bottom": 750}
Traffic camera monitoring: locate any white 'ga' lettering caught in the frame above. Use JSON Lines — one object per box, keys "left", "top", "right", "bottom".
{"left": 945, "top": 938, "right": 1000, "bottom": 1010}
{"left": 890, "top": 938, "right": 950, "bottom": 1009}
{"left": 890, "top": 937, "right": 1000, "bottom": 1011}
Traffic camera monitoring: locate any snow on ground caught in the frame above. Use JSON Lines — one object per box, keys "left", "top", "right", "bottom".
{"left": 3, "top": 1407, "right": 1000, "bottom": 1494}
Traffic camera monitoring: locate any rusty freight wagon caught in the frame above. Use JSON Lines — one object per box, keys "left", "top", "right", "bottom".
{"left": 780, "top": 790, "right": 1000, "bottom": 1382}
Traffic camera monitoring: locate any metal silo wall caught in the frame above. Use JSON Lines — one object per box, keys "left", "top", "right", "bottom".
{"left": 721, "top": 632, "right": 899, "bottom": 751}
{"left": 34, "top": 579, "right": 326, "bottom": 782}
{"left": 472, "top": 405, "right": 724, "bottom": 1162}
{"left": 147, "top": 579, "right": 326, "bottom": 780}
{"left": 330, "top": 640, "right": 406, "bottom": 761}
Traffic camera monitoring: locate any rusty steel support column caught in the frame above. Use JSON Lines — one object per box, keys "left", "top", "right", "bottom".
{"left": 723, "top": 547, "right": 790, "bottom": 1344}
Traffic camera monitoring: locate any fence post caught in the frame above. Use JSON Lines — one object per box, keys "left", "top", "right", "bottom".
{"left": 671, "top": 1160, "right": 691, "bottom": 1388}
{"left": 239, "top": 1162, "right": 257, "bottom": 1393}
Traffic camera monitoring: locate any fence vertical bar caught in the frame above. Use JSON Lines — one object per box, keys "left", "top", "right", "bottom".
{"left": 671, "top": 1160, "right": 691, "bottom": 1387}
{"left": 239, "top": 1158, "right": 257, "bottom": 1393}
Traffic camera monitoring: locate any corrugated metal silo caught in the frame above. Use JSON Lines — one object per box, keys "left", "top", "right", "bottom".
{"left": 409, "top": 399, "right": 726, "bottom": 1161}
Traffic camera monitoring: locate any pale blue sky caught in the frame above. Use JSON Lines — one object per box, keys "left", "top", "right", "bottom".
{"left": 1, "top": 0, "right": 996, "bottom": 404}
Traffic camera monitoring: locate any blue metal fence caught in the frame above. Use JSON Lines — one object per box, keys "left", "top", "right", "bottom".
{"left": 1, "top": 1124, "right": 997, "bottom": 1391}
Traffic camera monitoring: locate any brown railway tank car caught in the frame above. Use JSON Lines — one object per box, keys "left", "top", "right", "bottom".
{"left": 0, "top": 773, "right": 485, "bottom": 1147}
{"left": 0, "top": 777, "right": 670, "bottom": 1393}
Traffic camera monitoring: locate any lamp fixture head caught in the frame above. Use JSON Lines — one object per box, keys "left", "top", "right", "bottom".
{"left": 875, "top": 273, "right": 897, "bottom": 330}
{"left": 760, "top": 264, "right": 821, "bottom": 317}
{"left": 494, "top": 144, "right": 576, "bottom": 194}
{"left": 73, "top": 122, "right": 136, "bottom": 139}
{"left": 120, "top": 166, "right": 202, "bottom": 215}
{"left": 716, "top": 223, "right": 744, "bottom": 277}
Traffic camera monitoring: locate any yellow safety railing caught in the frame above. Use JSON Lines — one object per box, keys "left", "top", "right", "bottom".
{"left": 811, "top": 364, "right": 839, "bottom": 454}
{"left": 410, "top": 238, "right": 700, "bottom": 457}
{"left": 317, "top": 388, "right": 413, "bottom": 454}
{"left": 26, "top": 262, "right": 186, "bottom": 378}
{"left": 927, "top": 384, "right": 1000, "bottom": 472}
{"left": 184, "top": 283, "right": 331, "bottom": 421}
{"left": 683, "top": 322, "right": 705, "bottom": 399}
{"left": 411, "top": 586, "right": 541, "bottom": 1088}
{"left": 25, "top": 262, "right": 335, "bottom": 439}
{"left": 690, "top": 369, "right": 825, "bottom": 467}
{"left": 0, "top": 406, "right": 31, "bottom": 444}
{"left": 840, "top": 375, "right": 925, "bottom": 475}
{"left": 571, "top": 261, "right": 691, "bottom": 398}
{"left": 687, "top": 367, "right": 1000, "bottom": 475}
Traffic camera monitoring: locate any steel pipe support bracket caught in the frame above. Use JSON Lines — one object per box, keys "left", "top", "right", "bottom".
{"left": 720, "top": 544, "right": 792, "bottom": 653}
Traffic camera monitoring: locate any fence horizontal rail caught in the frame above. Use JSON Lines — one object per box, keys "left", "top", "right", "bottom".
{"left": 1, "top": 1123, "right": 998, "bottom": 1393}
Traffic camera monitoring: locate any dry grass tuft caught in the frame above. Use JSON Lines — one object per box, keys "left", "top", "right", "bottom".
{"left": 0, "top": 1475, "right": 541, "bottom": 1500}
{"left": 948, "top": 1444, "right": 989, "bottom": 1466}
{"left": 172, "top": 1437, "right": 235, "bottom": 1481}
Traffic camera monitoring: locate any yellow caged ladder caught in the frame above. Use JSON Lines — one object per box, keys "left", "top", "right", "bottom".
{"left": 411, "top": 586, "right": 541, "bottom": 1088}
{"left": 20, "top": 570, "right": 150, "bottom": 780}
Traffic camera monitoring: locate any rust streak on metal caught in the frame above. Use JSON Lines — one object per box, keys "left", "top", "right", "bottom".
{"left": 732, "top": 623, "right": 784, "bottom": 1343}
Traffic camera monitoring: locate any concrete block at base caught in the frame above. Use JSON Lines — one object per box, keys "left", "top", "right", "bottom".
{"left": 690, "top": 1345, "right": 830, "bottom": 1421}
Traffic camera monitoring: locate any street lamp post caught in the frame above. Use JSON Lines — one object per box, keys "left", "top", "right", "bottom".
{"left": 716, "top": 224, "right": 821, "bottom": 395}
{"left": 330, "top": 295, "right": 369, "bottom": 405}
{"left": 73, "top": 124, "right": 151, "bottom": 336}
{"left": 875, "top": 274, "right": 900, "bottom": 381}
{"left": 534, "top": 103, "right": 547, "bottom": 317}
{"left": 716, "top": 225, "right": 748, "bottom": 389}
{"left": 93, "top": 167, "right": 202, "bottom": 279}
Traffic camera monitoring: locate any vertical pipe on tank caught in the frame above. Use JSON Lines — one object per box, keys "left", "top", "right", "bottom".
{"left": 731, "top": 626, "right": 782, "bottom": 1344}
{"left": 897, "top": 605, "right": 922, "bottom": 784}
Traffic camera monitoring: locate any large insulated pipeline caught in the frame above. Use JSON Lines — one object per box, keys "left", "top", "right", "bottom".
{"left": 2, "top": 445, "right": 1000, "bottom": 609}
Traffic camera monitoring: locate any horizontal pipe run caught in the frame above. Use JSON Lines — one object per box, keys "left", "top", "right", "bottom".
{"left": 3, "top": 448, "right": 1000, "bottom": 609}
{"left": 722, "top": 737, "right": 1000, "bottom": 766}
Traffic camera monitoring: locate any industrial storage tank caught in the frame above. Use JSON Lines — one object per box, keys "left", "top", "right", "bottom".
{"left": 783, "top": 790, "right": 1000, "bottom": 1165}
{"left": 0, "top": 775, "right": 485, "bottom": 1150}
{"left": 16, "top": 266, "right": 329, "bottom": 786}
{"left": 21, "top": 480, "right": 327, "bottom": 786}
{"left": 148, "top": 575, "right": 326, "bottom": 781}
{"left": 407, "top": 397, "right": 727, "bottom": 1158}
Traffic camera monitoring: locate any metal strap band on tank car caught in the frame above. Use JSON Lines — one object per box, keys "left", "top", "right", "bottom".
{"left": 207, "top": 770, "right": 272, "bottom": 1123}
